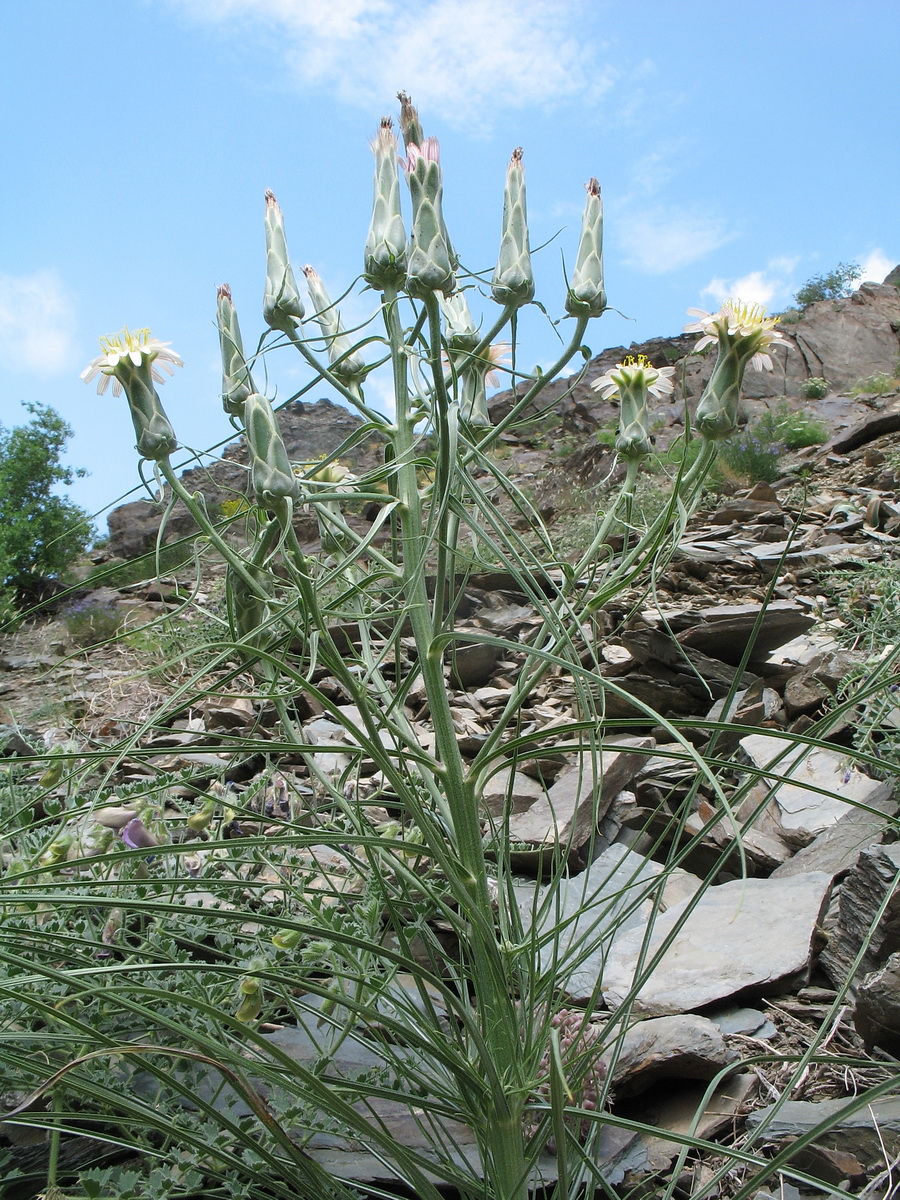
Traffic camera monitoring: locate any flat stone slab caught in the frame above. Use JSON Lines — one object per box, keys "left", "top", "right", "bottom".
{"left": 601, "top": 872, "right": 832, "bottom": 1016}
{"left": 745, "top": 1096, "right": 900, "bottom": 1162}
{"left": 516, "top": 845, "right": 666, "bottom": 1005}
{"left": 507, "top": 738, "right": 653, "bottom": 864}
{"left": 740, "top": 733, "right": 888, "bottom": 844}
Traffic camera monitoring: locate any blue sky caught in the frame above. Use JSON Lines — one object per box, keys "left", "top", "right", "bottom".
{"left": 1, "top": 0, "right": 897, "bottom": 528}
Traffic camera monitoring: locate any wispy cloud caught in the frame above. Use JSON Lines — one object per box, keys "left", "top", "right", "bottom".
{"left": 0, "top": 270, "right": 76, "bottom": 376}
{"left": 167, "top": 0, "right": 613, "bottom": 124}
{"left": 618, "top": 209, "right": 733, "bottom": 273}
{"left": 701, "top": 256, "right": 799, "bottom": 310}
{"left": 858, "top": 248, "right": 896, "bottom": 284}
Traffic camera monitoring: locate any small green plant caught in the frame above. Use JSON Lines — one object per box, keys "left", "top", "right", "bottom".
{"left": 799, "top": 376, "right": 829, "bottom": 400}
{"left": 718, "top": 427, "right": 784, "bottom": 484}
{"left": 756, "top": 400, "right": 829, "bottom": 449}
{"left": 794, "top": 260, "right": 861, "bottom": 307}
{"left": 849, "top": 370, "right": 899, "bottom": 396}
{"left": 61, "top": 597, "right": 123, "bottom": 647}
{"left": 774, "top": 305, "right": 802, "bottom": 324}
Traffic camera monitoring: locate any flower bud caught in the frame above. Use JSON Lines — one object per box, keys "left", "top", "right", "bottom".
{"left": 81, "top": 327, "right": 181, "bottom": 461}
{"left": 565, "top": 179, "right": 606, "bottom": 318}
{"left": 440, "top": 291, "right": 480, "bottom": 352}
{"left": 397, "top": 91, "right": 424, "bottom": 153}
{"left": 263, "top": 190, "right": 305, "bottom": 333}
{"left": 492, "top": 148, "right": 534, "bottom": 308}
{"left": 403, "top": 139, "right": 455, "bottom": 298}
{"left": 302, "top": 266, "right": 366, "bottom": 383}
{"left": 217, "top": 284, "right": 256, "bottom": 417}
{"left": 243, "top": 392, "right": 301, "bottom": 507}
{"left": 364, "top": 118, "right": 407, "bottom": 288}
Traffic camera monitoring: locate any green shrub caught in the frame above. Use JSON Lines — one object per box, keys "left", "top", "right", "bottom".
{"left": 849, "top": 371, "right": 899, "bottom": 396}
{"left": 799, "top": 376, "right": 829, "bottom": 400}
{"left": 794, "top": 261, "right": 861, "bottom": 307}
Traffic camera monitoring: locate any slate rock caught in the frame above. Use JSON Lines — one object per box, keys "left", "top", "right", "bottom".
{"left": 674, "top": 602, "right": 813, "bottom": 666}
{"left": 771, "top": 785, "right": 896, "bottom": 880}
{"left": 745, "top": 1095, "right": 900, "bottom": 1163}
{"left": 601, "top": 1014, "right": 732, "bottom": 1098}
{"left": 507, "top": 737, "right": 654, "bottom": 866}
{"left": 820, "top": 842, "right": 900, "bottom": 988}
{"left": 853, "top": 952, "right": 900, "bottom": 1055}
{"left": 516, "top": 845, "right": 666, "bottom": 1004}
{"left": 0, "top": 724, "right": 39, "bottom": 757}
{"left": 601, "top": 872, "right": 832, "bottom": 1016}
{"left": 739, "top": 733, "right": 887, "bottom": 846}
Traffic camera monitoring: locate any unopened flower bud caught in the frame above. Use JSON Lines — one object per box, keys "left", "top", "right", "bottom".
{"left": 397, "top": 91, "right": 424, "bottom": 153}
{"left": 492, "top": 148, "right": 534, "bottom": 308}
{"left": 243, "top": 392, "right": 301, "bottom": 507}
{"left": 217, "top": 284, "right": 256, "bottom": 416}
{"left": 440, "top": 291, "right": 480, "bottom": 352}
{"left": 364, "top": 118, "right": 407, "bottom": 289}
{"left": 404, "top": 139, "right": 454, "bottom": 298}
{"left": 302, "top": 266, "right": 366, "bottom": 383}
{"left": 263, "top": 190, "right": 305, "bottom": 333}
{"left": 565, "top": 179, "right": 606, "bottom": 318}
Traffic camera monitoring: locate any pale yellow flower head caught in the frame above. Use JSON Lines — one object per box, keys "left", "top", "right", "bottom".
{"left": 684, "top": 300, "right": 788, "bottom": 372}
{"left": 81, "top": 326, "right": 183, "bottom": 396}
{"left": 591, "top": 353, "right": 675, "bottom": 401}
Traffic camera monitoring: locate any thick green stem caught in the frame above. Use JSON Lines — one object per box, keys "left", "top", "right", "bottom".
{"left": 383, "top": 283, "right": 529, "bottom": 1200}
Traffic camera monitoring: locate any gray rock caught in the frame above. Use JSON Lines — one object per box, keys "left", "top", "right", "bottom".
{"left": 507, "top": 738, "right": 654, "bottom": 866}
{"left": 601, "top": 1014, "right": 732, "bottom": 1097}
{"left": 792, "top": 283, "right": 900, "bottom": 392}
{"left": 601, "top": 872, "right": 833, "bottom": 1016}
{"left": 516, "top": 845, "right": 666, "bottom": 1004}
{"left": 739, "top": 733, "right": 887, "bottom": 845}
{"left": 706, "top": 1005, "right": 778, "bottom": 1040}
{"left": 745, "top": 1095, "right": 900, "bottom": 1163}
{"left": 0, "top": 724, "right": 39, "bottom": 756}
{"left": 854, "top": 952, "right": 900, "bottom": 1055}
{"left": 771, "top": 785, "right": 896, "bottom": 880}
{"left": 106, "top": 398, "right": 385, "bottom": 557}
{"left": 819, "top": 842, "right": 900, "bottom": 988}
{"left": 674, "top": 601, "right": 813, "bottom": 666}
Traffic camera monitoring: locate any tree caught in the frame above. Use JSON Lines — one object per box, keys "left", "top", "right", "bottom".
{"left": 794, "top": 261, "right": 862, "bottom": 307}
{"left": 0, "top": 403, "right": 92, "bottom": 606}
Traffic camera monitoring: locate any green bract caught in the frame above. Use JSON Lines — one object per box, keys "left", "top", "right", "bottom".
{"left": 263, "top": 190, "right": 305, "bottom": 333}
{"left": 217, "top": 283, "right": 256, "bottom": 416}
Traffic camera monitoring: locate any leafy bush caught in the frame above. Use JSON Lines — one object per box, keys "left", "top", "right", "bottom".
{"left": 849, "top": 370, "right": 899, "bottom": 396}
{"left": 0, "top": 403, "right": 93, "bottom": 606}
{"left": 799, "top": 376, "right": 829, "bottom": 399}
{"left": 794, "top": 261, "right": 861, "bottom": 307}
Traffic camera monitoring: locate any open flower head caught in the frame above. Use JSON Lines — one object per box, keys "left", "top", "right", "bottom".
{"left": 591, "top": 354, "right": 674, "bottom": 401}
{"left": 81, "top": 327, "right": 183, "bottom": 396}
{"left": 684, "top": 300, "right": 788, "bottom": 371}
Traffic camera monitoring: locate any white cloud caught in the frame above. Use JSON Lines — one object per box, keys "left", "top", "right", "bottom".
{"left": 618, "top": 209, "right": 733, "bottom": 273}
{"left": 857, "top": 248, "right": 896, "bottom": 285}
{"left": 701, "top": 256, "right": 799, "bottom": 311}
{"left": 167, "top": 0, "right": 612, "bottom": 123}
{"left": 0, "top": 270, "right": 77, "bottom": 376}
